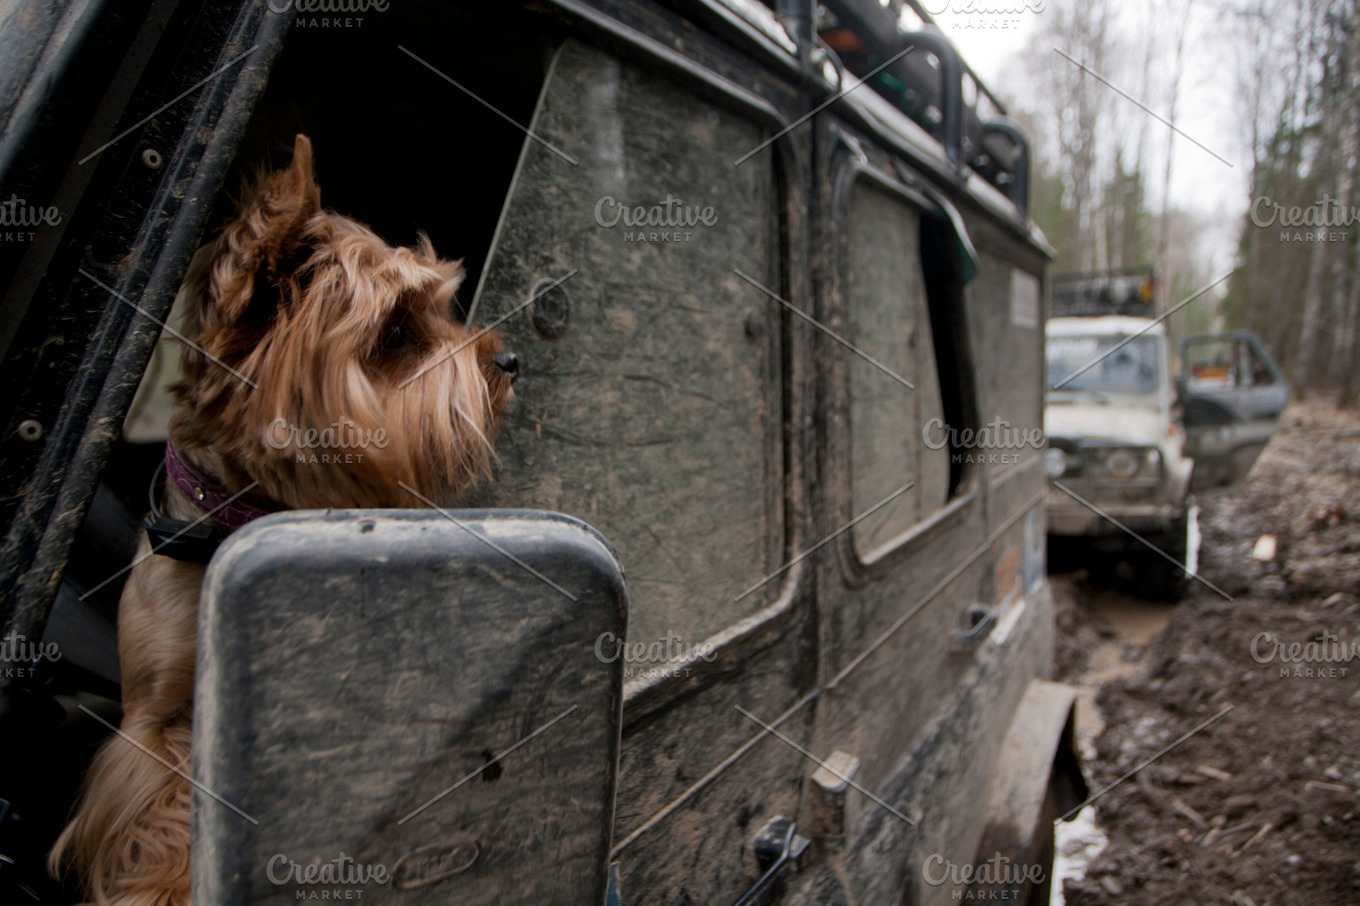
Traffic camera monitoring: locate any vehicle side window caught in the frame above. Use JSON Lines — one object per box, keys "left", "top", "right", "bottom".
{"left": 1186, "top": 337, "right": 1276, "bottom": 390}
{"left": 1243, "top": 340, "right": 1279, "bottom": 386}
{"left": 460, "top": 40, "right": 782, "bottom": 651}
{"left": 846, "top": 182, "right": 949, "bottom": 557}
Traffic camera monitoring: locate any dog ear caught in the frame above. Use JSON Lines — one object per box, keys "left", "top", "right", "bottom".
{"left": 251, "top": 133, "right": 321, "bottom": 282}
{"left": 212, "top": 134, "right": 322, "bottom": 324}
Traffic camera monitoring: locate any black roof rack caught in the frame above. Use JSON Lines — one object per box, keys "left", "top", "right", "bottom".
{"left": 1050, "top": 267, "right": 1158, "bottom": 319}
{"left": 815, "top": 0, "right": 1030, "bottom": 214}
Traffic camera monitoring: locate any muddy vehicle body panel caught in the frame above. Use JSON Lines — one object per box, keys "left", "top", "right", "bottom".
{"left": 0, "top": 1, "right": 1081, "bottom": 903}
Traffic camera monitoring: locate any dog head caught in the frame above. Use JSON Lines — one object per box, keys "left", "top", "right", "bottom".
{"left": 170, "top": 134, "right": 516, "bottom": 509}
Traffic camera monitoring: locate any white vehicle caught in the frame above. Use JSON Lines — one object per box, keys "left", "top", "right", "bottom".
{"left": 1044, "top": 301, "right": 1288, "bottom": 598}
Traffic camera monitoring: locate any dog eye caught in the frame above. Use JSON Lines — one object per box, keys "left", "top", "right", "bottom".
{"left": 382, "top": 324, "right": 406, "bottom": 351}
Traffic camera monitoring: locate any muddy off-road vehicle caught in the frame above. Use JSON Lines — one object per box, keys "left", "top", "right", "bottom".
{"left": 1044, "top": 269, "right": 1288, "bottom": 598}
{"left": 0, "top": 0, "right": 1085, "bottom": 903}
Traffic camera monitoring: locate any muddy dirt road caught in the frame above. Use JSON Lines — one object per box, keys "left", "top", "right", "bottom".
{"left": 1051, "top": 400, "right": 1360, "bottom": 906}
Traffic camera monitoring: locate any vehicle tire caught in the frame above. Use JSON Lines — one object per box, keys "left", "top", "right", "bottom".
{"left": 1135, "top": 518, "right": 1188, "bottom": 602}
{"left": 1083, "top": 551, "right": 1120, "bottom": 589}
{"left": 1047, "top": 536, "right": 1084, "bottom": 574}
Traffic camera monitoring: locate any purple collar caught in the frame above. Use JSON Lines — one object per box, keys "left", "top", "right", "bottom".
{"left": 163, "top": 442, "right": 276, "bottom": 532}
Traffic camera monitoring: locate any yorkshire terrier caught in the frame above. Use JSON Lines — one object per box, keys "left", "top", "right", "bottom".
{"left": 51, "top": 134, "right": 517, "bottom": 905}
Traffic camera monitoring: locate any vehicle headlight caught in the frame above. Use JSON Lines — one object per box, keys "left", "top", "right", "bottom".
{"left": 1104, "top": 448, "right": 1141, "bottom": 479}
{"left": 1044, "top": 448, "right": 1067, "bottom": 479}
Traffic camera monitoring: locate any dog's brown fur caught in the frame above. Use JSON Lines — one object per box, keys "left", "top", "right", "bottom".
{"left": 50, "top": 134, "right": 515, "bottom": 905}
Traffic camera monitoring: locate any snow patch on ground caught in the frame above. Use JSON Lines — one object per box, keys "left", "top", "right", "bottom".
{"left": 1050, "top": 807, "right": 1108, "bottom": 906}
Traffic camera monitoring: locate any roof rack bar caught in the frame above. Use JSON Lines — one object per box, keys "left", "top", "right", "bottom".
{"left": 823, "top": 1, "right": 964, "bottom": 166}
{"left": 899, "top": 0, "right": 1009, "bottom": 117}
{"left": 899, "top": 25, "right": 963, "bottom": 166}
{"left": 981, "top": 117, "right": 1029, "bottom": 214}
{"left": 1051, "top": 266, "right": 1158, "bottom": 283}
{"left": 828, "top": 0, "right": 1007, "bottom": 117}
{"left": 776, "top": 0, "right": 814, "bottom": 63}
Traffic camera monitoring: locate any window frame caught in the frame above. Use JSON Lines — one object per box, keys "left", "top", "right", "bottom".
{"left": 464, "top": 18, "right": 813, "bottom": 721}
{"left": 827, "top": 137, "right": 982, "bottom": 582}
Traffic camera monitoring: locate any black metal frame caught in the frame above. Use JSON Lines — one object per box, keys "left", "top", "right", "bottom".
{"left": 0, "top": 1, "right": 292, "bottom": 699}
{"left": 820, "top": 0, "right": 1031, "bottom": 211}
{"left": 1050, "top": 266, "right": 1159, "bottom": 319}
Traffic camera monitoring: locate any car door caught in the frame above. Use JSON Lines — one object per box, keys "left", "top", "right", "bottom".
{"left": 1180, "top": 332, "right": 1290, "bottom": 490}
{"left": 452, "top": 32, "right": 817, "bottom": 905}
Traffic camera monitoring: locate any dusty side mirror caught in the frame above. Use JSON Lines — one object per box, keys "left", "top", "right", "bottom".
{"left": 193, "top": 510, "right": 626, "bottom": 905}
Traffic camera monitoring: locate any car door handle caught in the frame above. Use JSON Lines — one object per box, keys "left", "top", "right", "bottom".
{"left": 732, "top": 818, "right": 810, "bottom": 906}
{"left": 951, "top": 605, "right": 998, "bottom": 652}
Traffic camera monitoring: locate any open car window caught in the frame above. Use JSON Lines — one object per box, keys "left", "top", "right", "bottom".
{"left": 1184, "top": 335, "right": 1281, "bottom": 391}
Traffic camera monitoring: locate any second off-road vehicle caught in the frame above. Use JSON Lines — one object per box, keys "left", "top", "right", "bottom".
{"left": 1044, "top": 269, "right": 1288, "bottom": 598}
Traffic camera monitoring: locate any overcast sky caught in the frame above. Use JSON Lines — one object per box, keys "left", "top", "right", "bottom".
{"left": 932, "top": 3, "right": 1247, "bottom": 273}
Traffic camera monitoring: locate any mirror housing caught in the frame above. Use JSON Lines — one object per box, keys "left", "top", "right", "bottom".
{"left": 193, "top": 509, "right": 627, "bottom": 904}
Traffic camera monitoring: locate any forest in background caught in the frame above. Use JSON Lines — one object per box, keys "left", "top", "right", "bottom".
{"left": 1001, "top": 0, "right": 1360, "bottom": 402}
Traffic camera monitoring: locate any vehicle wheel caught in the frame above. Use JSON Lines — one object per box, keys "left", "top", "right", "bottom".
{"left": 1046, "top": 537, "right": 1083, "bottom": 574}
{"left": 1135, "top": 519, "right": 1188, "bottom": 602}
{"left": 1083, "top": 551, "right": 1120, "bottom": 589}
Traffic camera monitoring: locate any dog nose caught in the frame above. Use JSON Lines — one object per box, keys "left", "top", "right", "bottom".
{"left": 493, "top": 350, "right": 519, "bottom": 381}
